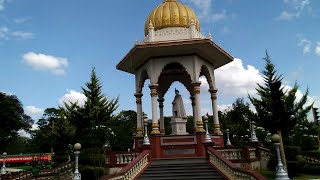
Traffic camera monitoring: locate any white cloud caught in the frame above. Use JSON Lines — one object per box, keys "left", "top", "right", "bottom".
{"left": 298, "top": 37, "right": 312, "bottom": 54}
{"left": 276, "top": 11, "right": 297, "bottom": 21}
{"left": 0, "top": 0, "right": 8, "bottom": 11}
{"left": 24, "top": 106, "right": 44, "bottom": 117}
{"left": 59, "top": 90, "right": 87, "bottom": 107}
{"left": 0, "top": 26, "right": 9, "bottom": 40}
{"left": 217, "top": 104, "right": 232, "bottom": 112}
{"left": 183, "top": 0, "right": 230, "bottom": 23}
{"left": 214, "top": 58, "right": 263, "bottom": 96}
{"left": 277, "top": 0, "right": 310, "bottom": 21}
{"left": 22, "top": 52, "right": 69, "bottom": 75}
{"left": 315, "top": 42, "right": 320, "bottom": 57}
{"left": 12, "top": 31, "right": 34, "bottom": 40}
{"left": 14, "top": 17, "right": 31, "bottom": 24}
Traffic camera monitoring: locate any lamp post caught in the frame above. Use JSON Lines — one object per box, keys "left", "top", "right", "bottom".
{"left": 143, "top": 115, "right": 150, "bottom": 145}
{"left": 73, "top": 143, "right": 81, "bottom": 180}
{"left": 226, "top": 129, "right": 232, "bottom": 146}
{"left": 272, "top": 134, "right": 290, "bottom": 180}
{"left": 250, "top": 121, "right": 259, "bottom": 142}
{"left": 203, "top": 115, "right": 212, "bottom": 143}
{"left": 68, "top": 144, "right": 73, "bottom": 161}
{"left": 1, "top": 152, "right": 7, "bottom": 175}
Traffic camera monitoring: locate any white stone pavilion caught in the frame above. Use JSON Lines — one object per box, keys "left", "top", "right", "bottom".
{"left": 117, "top": 0, "right": 233, "bottom": 141}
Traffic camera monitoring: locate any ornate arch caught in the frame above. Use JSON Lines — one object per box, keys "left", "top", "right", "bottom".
{"left": 136, "top": 69, "right": 150, "bottom": 93}
{"left": 199, "top": 64, "right": 214, "bottom": 89}
{"left": 157, "top": 62, "right": 193, "bottom": 98}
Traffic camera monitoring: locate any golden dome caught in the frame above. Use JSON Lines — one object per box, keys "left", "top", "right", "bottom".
{"left": 145, "top": 0, "right": 200, "bottom": 35}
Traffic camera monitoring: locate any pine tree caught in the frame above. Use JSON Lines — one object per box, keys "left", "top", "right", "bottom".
{"left": 62, "top": 67, "right": 119, "bottom": 148}
{"left": 249, "top": 51, "right": 312, "bottom": 167}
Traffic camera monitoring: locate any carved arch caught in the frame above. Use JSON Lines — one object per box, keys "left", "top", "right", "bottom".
{"left": 157, "top": 62, "right": 193, "bottom": 98}
{"left": 199, "top": 64, "right": 214, "bottom": 89}
{"left": 136, "top": 69, "right": 150, "bottom": 93}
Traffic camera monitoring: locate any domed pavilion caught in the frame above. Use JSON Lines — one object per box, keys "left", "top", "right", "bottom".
{"left": 117, "top": 0, "right": 233, "bottom": 157}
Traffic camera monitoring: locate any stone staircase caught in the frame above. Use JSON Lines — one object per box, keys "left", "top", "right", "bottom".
{"left": 138, "top": 158, "right": 226, "bottom": 180}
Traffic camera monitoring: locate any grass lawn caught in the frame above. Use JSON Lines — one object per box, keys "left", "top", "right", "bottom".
{"left": 259, "top": 170, "right": 320, "bottom": 180}
{"left": 259, "top": 170, "right": 276, "bottom": 180}
{"left": 14, "top": 166, "right": 33, "bottom": 171}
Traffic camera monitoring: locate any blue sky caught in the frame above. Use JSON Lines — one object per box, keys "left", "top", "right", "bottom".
{"left": 1, "top": 0, "right": 320, "bottom": 122}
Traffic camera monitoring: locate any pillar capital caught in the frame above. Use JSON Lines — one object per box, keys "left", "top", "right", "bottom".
{"left": 191, "top": 81, "right": 202, "bottom": 87}
{"left": 149, "top": 84, "right": 158, "bottom": 97}
{"left": 209, "top": 88, "right": 218, "bottom": 94}
{"left": 134, "top": 93, "right": 143, "bottom": 104}
{"left": 149, "top": 84, "right": 159, "bottom": 89}
{"left": 192, "top": 82, "right": 201, "bottom": 95}
{"left": 209, "top": 88, "right": 218, "bottom": 100}
{"left": 134, "top": 93, "right": 143, "bottom": 98}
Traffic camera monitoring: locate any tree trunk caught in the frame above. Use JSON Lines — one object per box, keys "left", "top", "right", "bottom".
{"left": 277, "top": 129, "right": 287, "bottom": 169}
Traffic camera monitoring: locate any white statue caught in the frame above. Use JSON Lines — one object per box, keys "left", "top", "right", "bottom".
{"left": 171, "top": 89, "right": 188, "bottom": 135}
{"left": 172, "top": 89, "right": 187, "bottom": 118}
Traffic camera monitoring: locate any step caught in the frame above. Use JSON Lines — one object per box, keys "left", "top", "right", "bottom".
{"left": 151, "top": 158, "right": 207, "bottom": 165}
{"left": 138, "top": 175, "right": 225, "bottom": 180}
{"left": 137, "top": 158, "right": 226, "bottom": 180}
{"left": 143, "top": 169, "right": 219, "bottom": 175}
{"left": 147, "top": 164, "right": 213, "bottom": 169}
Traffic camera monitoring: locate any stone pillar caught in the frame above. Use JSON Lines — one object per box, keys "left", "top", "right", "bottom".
{"left": 209, "top": 88, "right": 222, "bottom": 135}
{"left": 134, "top": 93, "right": 143, "bottom": 137}
{"left": 149, "top": 84, "right": 160, "bottom": 135}
{"left": 190, "top": 96, "right": 197, "bottom": 130}
{"left": 158, "top": 98, "right": 165, "bottom": 135}
{"left": 192, "top": 82, "right": 205, "bottom": 132}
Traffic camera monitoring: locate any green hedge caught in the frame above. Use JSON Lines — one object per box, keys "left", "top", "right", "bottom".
{"left": 300, "top": 164, "right": 320, "bottom": 175}
{"left": 79, "top": 148, "right": 106, "bottom": 167}
{"left": 79, "top": 165, "right": 106, "bottom": 180}
{"left": 302, "top": 150, "right": 320, "bottom": 159}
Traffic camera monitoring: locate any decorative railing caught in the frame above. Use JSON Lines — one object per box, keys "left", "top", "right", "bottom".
{"left": 104, "top": 150, "right": 150, "bottom": 180}
{"left": 0, "top": 162, "right": 74, "bottom": 180}
{"left": 217, "top": 148, "right": 242, "bottom": 160}
{"left": 207, "top": 147, "right": 267, "bottom": 180}
{"left": 0, "top": 171, "right": 33, "bottom": 180}
{"left": 107, "top": 151, "right": 140, "bottom": 167}
{"left": 302, "top": 155, "right": 320, "bottom": 164}
{"left": 257, "top": 147, "right": 271, "bottom": 161}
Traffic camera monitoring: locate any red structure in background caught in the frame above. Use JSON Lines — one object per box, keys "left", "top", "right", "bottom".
{"left": 0, "top": 154, "right": 52, "bottom": 164}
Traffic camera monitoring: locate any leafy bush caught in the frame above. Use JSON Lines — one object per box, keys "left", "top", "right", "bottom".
{"left": 284, "top": 146, "right": 301, "bottom": 161}
{"left": 53, "top": 155, "right": 69, "bottom": 164}
{"left": 300, "top": 164, "right": 320, "bottom": 175}
{"left": 79, "top": 165, "right": 106, "bottom": 180}
{"left": 79, "top": 148, "right": 106, "bottom": 167}
{"left": 302, "top": 150, "right": 320, "bottom": 159}
{"left": 287, "top": 160, "right": 305, "bottom": 178}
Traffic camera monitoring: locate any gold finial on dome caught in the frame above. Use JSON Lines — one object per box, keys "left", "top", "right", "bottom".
{"left": 144, "top": 0, "right": 200, "bottom": 35}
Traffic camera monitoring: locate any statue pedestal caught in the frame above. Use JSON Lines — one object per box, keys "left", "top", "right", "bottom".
{"left": 170, "top": 117, "right": 188, "bottom": 135}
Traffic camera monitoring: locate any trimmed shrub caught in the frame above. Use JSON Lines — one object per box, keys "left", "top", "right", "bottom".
{"left": 79, "top": 148, "right": 106, "bottom": 167}
{"left": 301, "top": 164, "right": 320, "bottom": 175}
{"left": 284, "top": 146, "right": 301, "bottom": 161}
{"left": 302, "top": 150, "right": 320, "bottom": 159}
{"left": 79, "top": 165, "right": 106, "bottom": 180}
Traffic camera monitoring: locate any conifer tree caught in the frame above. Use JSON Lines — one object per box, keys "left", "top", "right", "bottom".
{"left": 249, "top": 51, "right": 312, "bottom": 167}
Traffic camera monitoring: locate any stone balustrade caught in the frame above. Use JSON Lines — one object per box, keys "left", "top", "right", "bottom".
{"left": 207, "top": 147, "right": 266, "bottom": 180}
{"left": 0, "top": 162, "right": 74, "bottom": 180}
{"left": 217, "top": 148, "right": 242, "bottom": 160}
{"left": 104, "top": 150, "right": 150, "bottom": 180}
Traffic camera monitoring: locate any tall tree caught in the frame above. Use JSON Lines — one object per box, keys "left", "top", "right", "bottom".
{"left": 0, "top": 92, "right": 33, "bottom": 152}
{"left": 249, "top": 51, "right": 312, "bottom": 166}
{"left": 219, "top": 98, "right": 257, "bottom": 147}
{"left": 62, "top": 67, "right": 119, "bottom": 148}
{"left": 110, "top": 110, "right": 136, "bottom": 151}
